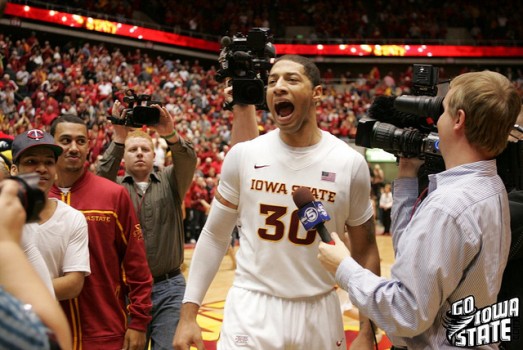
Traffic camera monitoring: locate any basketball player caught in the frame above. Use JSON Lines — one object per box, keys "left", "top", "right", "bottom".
{"left": 173, "top": 55, "right": 380, "bottom": 350}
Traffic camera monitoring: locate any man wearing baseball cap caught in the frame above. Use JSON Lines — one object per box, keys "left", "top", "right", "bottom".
{"left": 11, "top": 129, "right": 91, "bottom": 301}
{"left": 11, "top": 129, "right": 63, "bottom": 165}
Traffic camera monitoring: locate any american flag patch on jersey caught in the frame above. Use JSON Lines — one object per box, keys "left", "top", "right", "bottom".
{"left": 321, "top": 171, "right": 336, "bottom": 182}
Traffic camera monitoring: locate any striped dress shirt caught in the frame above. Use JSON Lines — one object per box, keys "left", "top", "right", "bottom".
{"left": 336, "top": 160, "right": 511, "bottom": 349}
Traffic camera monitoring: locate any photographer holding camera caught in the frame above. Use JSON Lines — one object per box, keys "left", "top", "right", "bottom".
{"left": 98, "top": 100, "right": 197, "bottom": 350}
{"left": 0, "top": 176, "right": 72, "bottom": 350}
{"left": 318, "top": 70, "right": 521, "bottom": 349}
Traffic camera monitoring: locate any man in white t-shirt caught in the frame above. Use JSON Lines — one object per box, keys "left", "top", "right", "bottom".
{"left": 11, "top": 129, "right": 90, "bottom": 300}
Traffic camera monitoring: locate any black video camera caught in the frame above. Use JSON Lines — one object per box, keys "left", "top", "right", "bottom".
{"left": 356, "top": 64, "right": 523, "bottom": 192}
{"left": 109, "top": 89, "right": 160, "bottom": 128}
{"left": 9, "top": 173, "right": 45, "bottom": 223}
{"left": 216, "top": 27, "right": 276, "bottom": 108}
{"left": 356, "top": 64, "right": 446, "bottom": 177}
{"left": 497, "top": 134, "right": 523, "bottom": 192}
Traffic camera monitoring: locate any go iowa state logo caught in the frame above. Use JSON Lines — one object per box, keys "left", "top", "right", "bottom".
{"left": 443, "top": 295, "right": 519, "bottom": 347}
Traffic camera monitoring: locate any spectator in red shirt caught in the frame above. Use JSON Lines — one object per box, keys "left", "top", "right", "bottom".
{"left": 198, "top": 156, "right": 217, "bottom": 177}
{"left": 189, "top": 175, "right": 210, "bottom": 242}
{"left": 40, "top": 104, "right": 59, "bottom": 127}
{"left": 0, "top": 73, "right": 18, "bottom": 93}
{"left": 210, "top": 153, "right": 223, "bottom": 174}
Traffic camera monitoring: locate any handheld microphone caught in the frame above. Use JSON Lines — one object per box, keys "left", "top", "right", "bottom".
{"left": 292, "top": 187, "right": 334, "bottom": 245}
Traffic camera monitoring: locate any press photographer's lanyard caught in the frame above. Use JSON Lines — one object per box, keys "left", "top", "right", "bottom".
{"left": 133, "top": 181, "right": 149, "bottom": 218}
{"left": 409, "top": 187, "right": 429, "bottom": 221}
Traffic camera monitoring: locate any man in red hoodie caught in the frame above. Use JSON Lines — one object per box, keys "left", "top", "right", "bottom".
{"left": 49, "top": 114, "right": 153, "bottom": 350}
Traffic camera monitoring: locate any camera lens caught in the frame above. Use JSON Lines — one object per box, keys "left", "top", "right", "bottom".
{"left": 371, "top": 122, "right": 424, "bottom": 158}
{"left": 399, "top": 129, "right": 425, "bottom": 156}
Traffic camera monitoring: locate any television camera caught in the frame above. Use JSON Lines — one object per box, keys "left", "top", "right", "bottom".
{"left": 109, "top": 89, "right": 161, "bottom": 128}
{"left": 497, "top": 129, "right": 523, "bottom": 192}
{"left": 356, "top": 64, "right": 446, "bottom": 177}
{"left": 215, "top": 27, "right": 276, "bottom": 109}
{"left": 356, "top": 64, "right": 523, "bottom": 191}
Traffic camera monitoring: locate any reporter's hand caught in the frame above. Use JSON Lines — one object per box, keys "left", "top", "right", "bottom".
{"left": 317, "top": 232, "right": 351, "bottom": 274}
{"left": 0, "top": 180, "right": 26, "bottom": 243}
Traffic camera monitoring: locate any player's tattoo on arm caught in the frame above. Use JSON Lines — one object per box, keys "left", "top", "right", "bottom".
{"left": 362, "top": 217, "right": 376, "bottom": 243}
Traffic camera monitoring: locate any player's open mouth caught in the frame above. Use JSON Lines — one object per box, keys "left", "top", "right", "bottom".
{"left": 275, "top": 101, "right": 294, "bottom": 118}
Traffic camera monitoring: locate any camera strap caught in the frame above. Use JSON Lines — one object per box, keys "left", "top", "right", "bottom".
{"left": 409, "top": 187, "right": 429, "bottom": 222}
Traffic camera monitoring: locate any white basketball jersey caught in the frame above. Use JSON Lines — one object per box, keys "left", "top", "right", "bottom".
{"left": 218, "top": 129, "right": 372, "bottom": 298}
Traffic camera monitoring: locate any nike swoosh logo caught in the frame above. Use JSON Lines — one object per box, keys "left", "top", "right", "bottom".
{"left": 254, "top": 164, "right": 270, "bottom": 169}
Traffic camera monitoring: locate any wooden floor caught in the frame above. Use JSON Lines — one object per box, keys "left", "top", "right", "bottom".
{"left": 181, "top": 228, "right": 395, "bottom": 349}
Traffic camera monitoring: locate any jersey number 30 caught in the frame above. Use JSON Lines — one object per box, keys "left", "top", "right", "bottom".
{"left": 258, "top": 204, "right": 316, "bottom": 245}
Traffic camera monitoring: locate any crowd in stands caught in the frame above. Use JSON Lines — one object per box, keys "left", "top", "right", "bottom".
{"left": 39, "top": 0, "right": 523, "bottom": 43}
{"left": 1, "top": 31, "right": 523, "bottom": 242}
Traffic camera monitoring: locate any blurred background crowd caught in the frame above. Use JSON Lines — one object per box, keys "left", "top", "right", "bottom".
{"left": 41, "top": 0, "right": 523, "bottom": 43}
